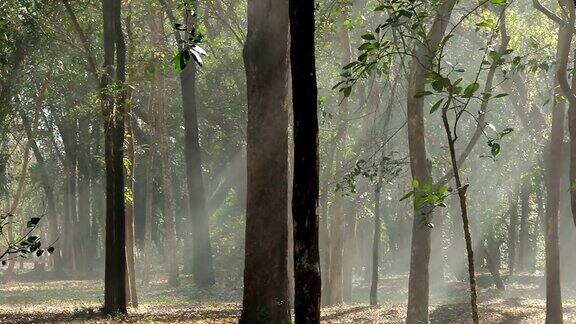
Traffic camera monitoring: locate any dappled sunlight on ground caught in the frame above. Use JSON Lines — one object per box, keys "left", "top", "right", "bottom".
{"left": 1, "top": 273, "right": 576, "bottom": 322}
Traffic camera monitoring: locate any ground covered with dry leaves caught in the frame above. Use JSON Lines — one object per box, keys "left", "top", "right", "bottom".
{"left": 1, "top": 272, "right": 576, "bottom": 323}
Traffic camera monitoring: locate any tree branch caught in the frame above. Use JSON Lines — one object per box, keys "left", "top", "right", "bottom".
{"left": 533, "top": 0, "right": 566, "bottom": 25}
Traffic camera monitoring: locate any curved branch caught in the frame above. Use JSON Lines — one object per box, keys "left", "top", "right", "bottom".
{"left": 533, "top": 0, "right": 566, "bottom": 25}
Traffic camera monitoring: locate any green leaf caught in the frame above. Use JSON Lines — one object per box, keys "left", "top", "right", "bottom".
{"left": 463, "top": 82, "right": 480, "bottom": 98}
{"left": 493, "top": 93, "right": 508, "bottom": 98}
{"left": 430, "top": 99, "right": 444, "bottom": 114}
{"left": 172, "top": 50, "right": 189, "bottom": 74}
{"left": 490, "top": 0, "right": 507, "bottom": 5}
{"left": 491, "top": 143, "right": 501, "bottom": 157}
{"left": 437, "top": 185, "right": 448, "bottom": 195}
{"left": 358, "top": 43, "right": 376, "bottom": 51}
{"left": 412, "top": 179, "right": 420, "bottom": 188}
{"left": 432, "top": 80, "right": 444, "bottom": 92}
{"left": 400, "top": 190, "right": 414, "bottom": 202}
{"left": 27, "top": 217, "right": 40, "bottom": 228}
{"left": 415, "top": 90, "right": 433, "bottom": 98}
{"left": 361, "top": 33, "right": 375, "bottom": 40}
{"left": 342, "top": 86, "right": 352, "bottom": 98}
{"left": 476, "top": 18, "right": 494, "bottom": 28}
{"left": 423, "top": 183, "right": 432, "bottom": 192}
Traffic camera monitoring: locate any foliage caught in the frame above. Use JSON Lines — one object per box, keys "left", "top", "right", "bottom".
{"left": 0, "top": 212, "right": 54, "bottom": 265}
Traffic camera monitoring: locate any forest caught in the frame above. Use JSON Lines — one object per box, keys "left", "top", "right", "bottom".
{"left": 3, "top": 0, "right": 576, "bottom": 323}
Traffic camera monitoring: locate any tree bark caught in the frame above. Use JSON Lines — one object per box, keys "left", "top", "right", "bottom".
{"left": 370, "top": 176, "right": 383, "bottom": 305}
{"left": 240, "top": 0, "right": 290, "bottom": 321}
{"left": 405, "top": 0, "right": 456, "bottom": 322}
{"left": 441, "top": 99, "right": 479, "bottom": 324}
{"left": 507, "top": 190, "right": 519, "bottom": 276}
{"left": 289, "top": 0, "right": 321, "bottom": 319}
{"left": 518, "top": 176, "right": 531, "bottom": 272}
{"left": 179, "top": 6, "right": 216, "bottom": 286}
{"left": 102, "top": 0, "right": 128, "bottom": 314}
{"left": 142, "top": 85, "right": 156, "bottom": 286}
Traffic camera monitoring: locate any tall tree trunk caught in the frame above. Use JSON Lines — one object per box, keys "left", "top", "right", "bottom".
{"left": 326, "top": 20, "right": 352, "bottom": 306}
{"left": 507, "top": 190, "right": 519, "bottom": 276}
{"left": 77, "top": 117, "right": 91, "bottom": 274}
{"left": 89, "top": 123, "right": 103, "bottom": 261}
{"left": 532, "top": 177, "right": 545, "bottom": 272}
{"left": 370, "top": 176, "right": 383, "bottom": 306}
{"left": 543, "top": 66, "right": 566, "bottom": 324}
{"left": 441, "top": 100, "right": 479, "bottom": 324}
{"left": 102, "top": 0, "right": 128, "bottom": 314}
{"left": 142, "top": 86, "right": 156, "bottom": 286}
{"left": 157, "top": 75, "right": 179, "bottom": 287}
{"left": 156, "top": 0, "right": 216, "bottom": 286}
{"left": 328, "top": 161, "right": 345, "bottom": 305}
{"left": 124, "top": 7, "right": 138, "bottom": 306}
{"left": 289, "top": 0, "right": 321, "bottom": 318}
{"left": 483, "top": 239, "right": 505, "bottom": 290}
{"left": 518, "top": 176, "right": 531, "bottom": 273}
{"left": 544, "top": 91, "right": 565, "bottom": 324}
{"left": 405, "top": 1, "right": 456, "bottom": 322}
{"left": 125, "top": 99, "right": 138, "bottom": 305}
{"left": 342, "top": 201, "right": 356, "bottom": 303}
{"left": 240, "top": 0, "right": 290, "bottom": 321}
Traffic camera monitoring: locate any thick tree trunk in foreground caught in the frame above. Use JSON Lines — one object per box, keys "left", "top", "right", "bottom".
{"left": 240, "top": 0, "right": 290, "bottom": 322}
{"left": 289, "top": 0, "right": 321, "bottom": 319}
{"left": 102, "top": 0, "right": 128, "bottom": 314}
{"left": 405, "top": 0, "right": 456, "bottom": 322}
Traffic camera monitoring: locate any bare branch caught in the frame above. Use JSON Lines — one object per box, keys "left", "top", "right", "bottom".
{"left": 532, "top": 0, "right": 566, "bottom": 25}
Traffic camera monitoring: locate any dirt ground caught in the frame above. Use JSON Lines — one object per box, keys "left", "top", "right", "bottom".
{"left": 1, "top": 273, "right": 575, "bottom": 323}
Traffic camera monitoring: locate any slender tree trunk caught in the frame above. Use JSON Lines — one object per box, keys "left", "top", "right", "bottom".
{"left": 544, "top": 84, "right": 565, "bottom": 324}
{"left": 289, "top": 0, "right": 321, "bottom": 318}
{"left": 328, "top": 161, "right": 345, "bottom": 305}
{"left": 405, "top": 1, "right": 456, "bottom": 322}
{"left": 482, "top": 240, "right": 504, "bottom": 290}
{"left": 102, "top": 0, "right": 128, "bottom": 314}
{"left": 77, "top": 117, "right": 91, "bottom": 274}
{"left": 142, "top": 87, "right": 156, "bottom": 286}
{"left": 518, "top": 176, "right": 531, "bottom": 272}
{"left": 124, "top": 8, "right": 138, "bottom": 306}
{"left": 342, "top": 201, "right": 356, "bottom": 303}
{"left": 157, "top": 76, "right": 179, "bottom": 287}
{"left": 370, "top": 176, "right": 382, "bottom": 305}
{"left": 441, "top": 100, "right": 479, "bottom": 324}
{"left": 240, "top": 0, "right": 290, "bottom": 321}
{"left": 125, "top": 98, "right": 138, "bottom": 305}
{"left": 178, "top": 7, "right": 216, "bottom": 286}
{"left": 507, "top": 191, "right": 519, "bottom": 276}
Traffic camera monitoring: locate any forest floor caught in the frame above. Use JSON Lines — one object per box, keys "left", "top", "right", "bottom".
{"left": 1, "top": 271, "right": 576, "bottom": 323}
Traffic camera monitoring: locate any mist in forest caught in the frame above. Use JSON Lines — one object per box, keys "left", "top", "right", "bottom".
{"left": 3, "top": 0, "right": 576, "bottom": 323}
